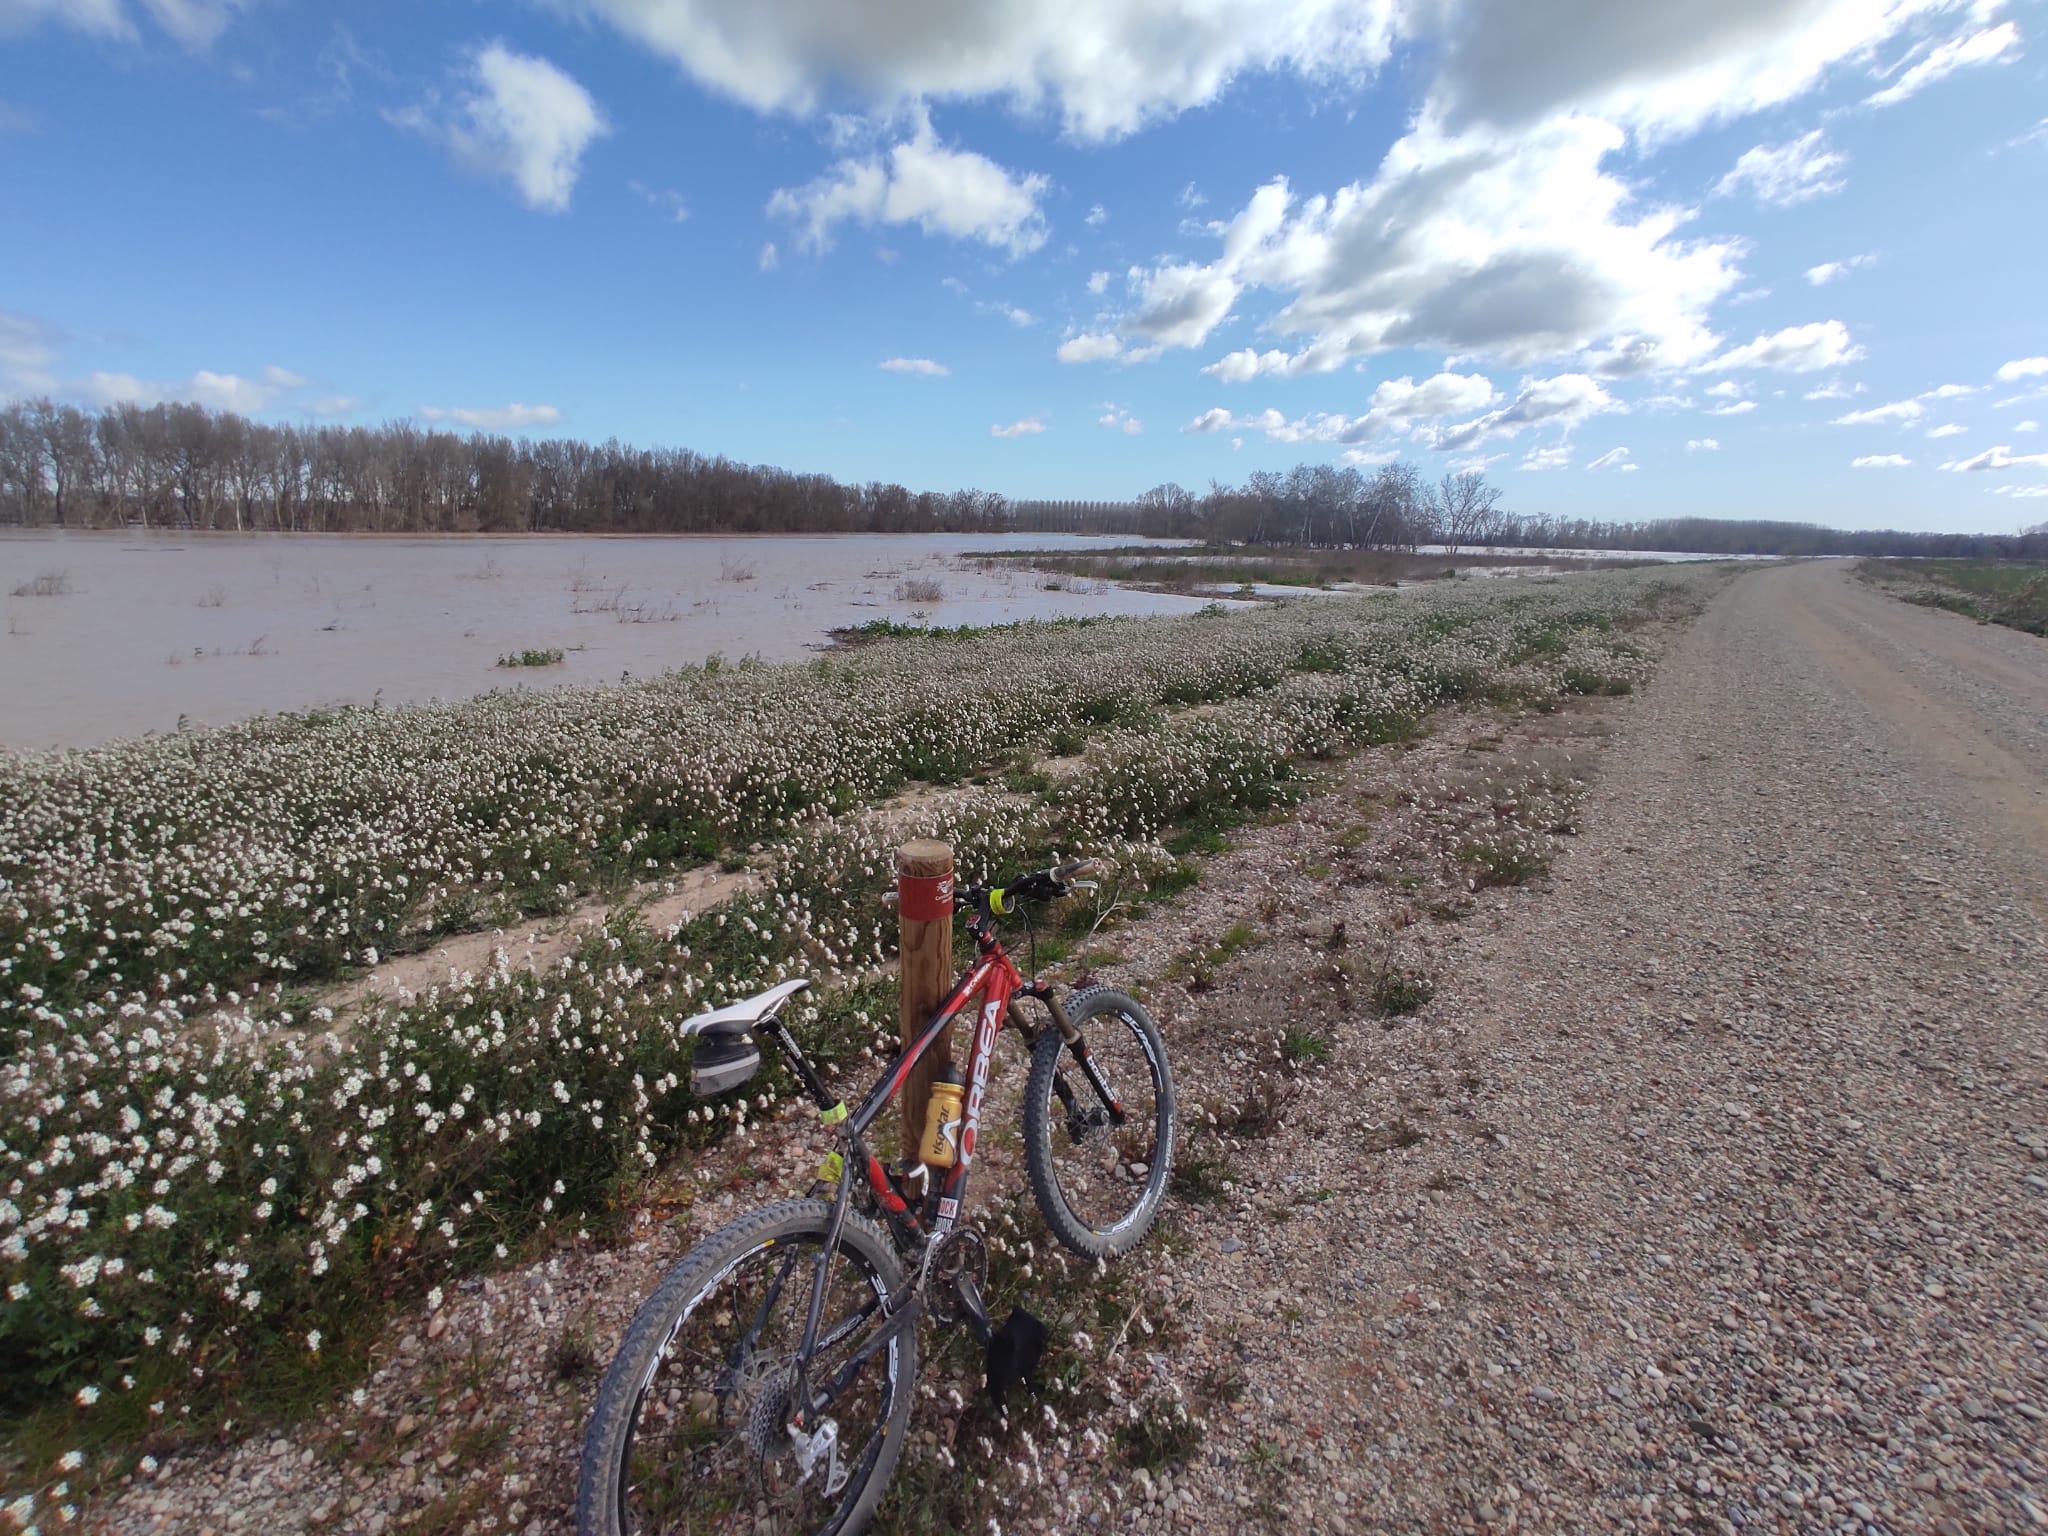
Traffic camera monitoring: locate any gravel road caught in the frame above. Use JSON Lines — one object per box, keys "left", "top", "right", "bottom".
{"left": 1108, "top": 561, "right": 2047, "bottom": 1535}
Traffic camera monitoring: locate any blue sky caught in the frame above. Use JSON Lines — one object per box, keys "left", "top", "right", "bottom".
{"left": 2, "top": 0, "right": 2045, "bottom": 533}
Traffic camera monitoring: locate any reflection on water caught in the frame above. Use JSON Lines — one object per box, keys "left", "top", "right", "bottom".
{"left": 0, "top": 532, "right": 1216, "bottom": 752}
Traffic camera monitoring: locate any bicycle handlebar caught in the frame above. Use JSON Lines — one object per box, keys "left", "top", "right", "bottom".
{"left": 959, "top": 859, "right": 1099, "bottom": 917}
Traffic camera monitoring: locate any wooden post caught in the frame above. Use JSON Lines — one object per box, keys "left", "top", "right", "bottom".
{"left": 896, "top": 838, "right": 955, "bottom": 1165}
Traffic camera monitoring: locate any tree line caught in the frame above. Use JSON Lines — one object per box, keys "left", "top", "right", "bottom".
{"left": 1, "top": 396, "right": 2040, "bottom": 558}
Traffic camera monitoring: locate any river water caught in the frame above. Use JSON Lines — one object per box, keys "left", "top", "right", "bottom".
{"left": 0, "top": 531, "right": 1222, "bottom": 752}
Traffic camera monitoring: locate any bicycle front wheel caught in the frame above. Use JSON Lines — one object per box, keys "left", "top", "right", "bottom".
{"left": 1022, "top": 987, "right": 1176, "bottom": 1260}
{"left": 576, "top": 1199, "right": 916, "bottom": 1536}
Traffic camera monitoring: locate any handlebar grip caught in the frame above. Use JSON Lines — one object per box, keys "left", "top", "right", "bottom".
{"left": 1053, "top": 858, "right": 1101, "bottom": 882}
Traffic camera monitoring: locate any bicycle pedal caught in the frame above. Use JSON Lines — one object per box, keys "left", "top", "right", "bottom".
{"left": 984, "top": 1305, "right": 1049, "bottom": 1408}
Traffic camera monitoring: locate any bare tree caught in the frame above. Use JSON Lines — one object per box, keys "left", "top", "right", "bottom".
{"left": 1428, "top": 470, "right": 1506, "bottom": 554}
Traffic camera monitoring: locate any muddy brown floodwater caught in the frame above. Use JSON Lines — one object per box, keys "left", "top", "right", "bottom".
{"left": 0, "top": 531, "right": 1225, "bottom": 752}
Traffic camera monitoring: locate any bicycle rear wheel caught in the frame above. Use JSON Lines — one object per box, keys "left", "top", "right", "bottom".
{"left": 1022, "top": 987, "right": 1175, "bottom": 1260}
{"left": 577, "top": 1199, "right": 916, "bottom": 1536}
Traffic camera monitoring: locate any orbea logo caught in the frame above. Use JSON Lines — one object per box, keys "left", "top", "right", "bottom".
{"left": 959, "top": 998, "right": 1001, "bottom": 1160}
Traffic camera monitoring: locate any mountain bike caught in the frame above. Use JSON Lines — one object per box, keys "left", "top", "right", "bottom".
{"left": 576, "top": 860, "right": 1177, "bottom": 1536}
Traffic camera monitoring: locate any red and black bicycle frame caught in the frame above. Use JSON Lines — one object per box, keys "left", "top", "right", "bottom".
{"left": 762, "top": 912, "right": 1130, "bottom": 1425}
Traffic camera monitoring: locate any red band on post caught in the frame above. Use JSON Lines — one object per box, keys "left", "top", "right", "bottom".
{"left": 899, "top": 872, "right": 954, "bottom": 922}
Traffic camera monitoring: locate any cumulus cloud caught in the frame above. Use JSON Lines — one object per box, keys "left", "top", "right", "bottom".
{"left": 1997, "top": 356, "right": 2048, "bottom": 382}
{"left": 1057, "top": 333, "right": 1127, "bottom": 365}
{"left": 1686, "top": 438, "right": 1720, "bottom": 451}
{"left": 1101, "top": 117, "right": 1742, "bottom": 378}
{"left": 1086, "top": 271, "right": 1110, "bottom": 295}
{"left": 768, "top": 110, "right": 1047, "bottom": 254}
{"left": 581, "top": 0, "right": 1405, "bottom": 142}
{"left": 2018, "top": 420, "right": 2041, "bottom": 434}
{"left": 1942, "top": 445, "right": 2048, "bottom": 472}
{"left": 1926, "top": 423, "right": 1965, "bottom": 438}
{"left": 79, "top": 364, "right": 308, "bottom": 413}
{"left": 1519, "top": 445, "right": 1572, "bottom": 471}
{"left": 1804, "top": 379, "right": 1862, "bottom": 401}
{"left": 0, "top": 0, "right": 249, "bottom": 48}
{"left": 1586, "top": 446, "right": 1636, "bottom": 472}
{"left": 1866, "top": 21, "right": 2021, "bottom": 108}
{"left": 1703, "top": 320, "right": 1862, "bottom": 373}
{"left": 977, "top": 301, "right": 1037, "bottom": 327}
{"left": 1186, "top": 407, "right": 1237, "bottom": 434}
{"left": 991, "top": 416, "right": 1046, "bottom": 437}
{"left": 1085, "top": 204, "right": 1108, "bottom": 226}
{"left": 1806, "top": 253, "right": 1876, "bottom": 285}
{"left": 1097, "top": 404, "right": 1143, "bottom": 434}
{"left": 1714, "top": 130, "right": 1846, "bottom": 206}
{"left": 1429, "top": 0, "right": 1959, "bottom": 143}
{"left": 880, "top": 356, "right": 948, "bottom": 376}
{"left": 1852, "top": 454, "right": 1913, "bottom": 468}
{"left": 1710, "top": 400, "right": 1758, "bottom": 416}
{"left": 420, "top": 402, "right": 563, "bottom": 430}
{"left": 1832, "top": 399, "right": 1923, "bottom": 426}
{"left": 1429, "top": 373, "right": 1617, "bottom": 451}
{"left": 393, "top": 43, "right": 608, "bottom": 214}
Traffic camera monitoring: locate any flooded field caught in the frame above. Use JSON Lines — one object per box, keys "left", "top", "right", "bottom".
{"left": 0, "top": 531, "right": 1218, "bottom": 751}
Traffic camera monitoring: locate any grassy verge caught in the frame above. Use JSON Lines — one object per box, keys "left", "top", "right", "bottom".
{"left": 1858, "top": 557, "right": 2048, "bottom": 637}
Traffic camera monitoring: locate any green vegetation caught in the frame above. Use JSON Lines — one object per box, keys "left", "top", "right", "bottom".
{"left": 1859, "top": 557, "right": 2048, "bottom": 637}
{"left": 496, "top": 647, "right": 565, "bottom": 667}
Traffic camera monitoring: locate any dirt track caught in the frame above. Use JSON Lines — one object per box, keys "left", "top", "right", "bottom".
{"left": 1120, "top": 561, "right": 2048, "bottom": 1534}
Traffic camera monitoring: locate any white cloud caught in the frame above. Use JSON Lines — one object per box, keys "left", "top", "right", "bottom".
{"left": 977, "top": 301, "right": 1037, "bottom": 327}
{"left": 1942, "top": 445, "right": 2048, "bottom": 472}
{"left": 1057, "top": 332, "right": 1127, "bottom": 365}
{"left": 1430, "top": 0, "right": 1958, "bottom": 143}
{"left": 768, "top": 110, "right": 1047, "bottom": 255}
{"left": 1709, "top": 400, "right": 1758, "bottom": 416}
{"left": 1852, "top": 454, "right": 1913, "bottom": 468}
{"left": 1686, "top": 438, "right": 1720, "bottom": 452}
{"left": 758, "top": 241, "right": 779, "bottom": 270}
{"left": 630, "top": 180, "right": 690, "bottom": 222}
{"left": 1997, "top": 356, "right": 2048, "bottom": 382}
{"left": 1430, "top": 373, "right": 1616, "bottom": 450}
{"left": 310, "top": 395, "right": 358, "bottom": 417}
{"left": 1832, "top": 399, "right": 1923, "bottom": 425}
{"left": 582, "top": 0, "right": 1404, "bottom": 142}
{"left": 1586, "top": 446, "right": 1635, "bottom": 472}
{"left": 1714, "top": 130, "right": 1846, "bottom": 207}
{"left": 1806, "top": 253, "right": 1876, "bottom": 285}
{"left": 0, "top": 309, "right": 59, "bottom": 395}
{"left": 0, "top": 0, "right": 250, "bottom": 48}
{"left": 79, "top": 364, "right": 307, "bottom": 414}
{"left": 1920, "top": 382, "right": 1976, "bottom": 400}
{"left": 1106, "top": 117, "right": 1742, "bottom": 377}
{"left": 1085, "top": 204, "right": 1108, "bottom": 227}
{"left": 1201, "top": 347, "right": 1296, "bottom": 384}
{"left": 1704, "top": 380, "right": 1744, "bottom": 400}
{"left": 1804, "top": 379, "right": 1862, "bottom": 401}
{"left": 1086, "top": 271, "right": 1110, "bottom": 295}
{"left": 1519, "top": 445, "right": 1572, "bottom": 471}
{"left": 1992, "top": 484, "right": 2048, "bottom": 498}
{"left": 880, "top": 356, "right": 949, "bottom": 376}
{"left": 2018, "top": 420, "right": 2041, "bottom": 434}
{"left": 420, "top": 402, "right": 563, "bottom": 430}
{"left": 1097, "top": 405, "right": 1143, "bottom": 434}
{"left": 1703, "top": 320, "right": 1862, "bottom": 373}
{"left": 1867, "top": 21, "right": 2020, "bottom": 108}
{"left": 991, "top": 416, "right": 1046, "bottom": 438}
{"left": 1363, "top": 372, "right": 1500, "bottom": 426}
{"left": 393, "top": 43, "right": 608, "bottom": 214}
{"left": 1186, "top": 407, "right": 1237, "bottom": 434}
{"left": 1926, "top": 423, "right": 1966, "bottom": 438}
